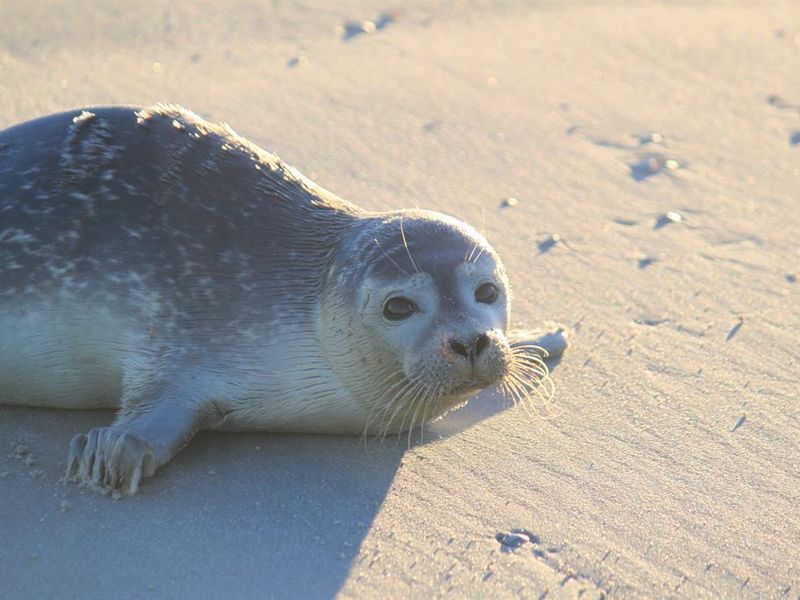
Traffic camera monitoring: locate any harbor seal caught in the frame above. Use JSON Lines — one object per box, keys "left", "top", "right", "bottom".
{"left": 0, "top": 105, "right": 567, "bottom": 496}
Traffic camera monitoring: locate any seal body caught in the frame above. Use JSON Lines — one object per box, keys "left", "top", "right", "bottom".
{"left": 0, "top": 105, "right": 564, "bottom": 495}
{"left": 1, "top": 105, "right": 365, "bottom": 431}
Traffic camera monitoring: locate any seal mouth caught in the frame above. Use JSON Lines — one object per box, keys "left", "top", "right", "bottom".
{"left": 455, "top": 377, "right": 488, "bottom": 393}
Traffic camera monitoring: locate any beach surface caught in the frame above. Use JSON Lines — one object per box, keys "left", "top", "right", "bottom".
{"left": 1, "top": 2, "right": 799, "bottom": 598}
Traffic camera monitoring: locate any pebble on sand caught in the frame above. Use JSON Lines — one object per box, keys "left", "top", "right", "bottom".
{"left": 287, "top": 55, "right": 309, "bottom": 68}
{"left": 538, "top": 234, "right": 561, "bottom": 253}
{"left": 501, "top": 197, "right": 519, "bottom": 208}
{"left": 655, "top": 211, "right": 683, "bottom": 229}
{"left": 630, "top": 154, "right": 683, "bottom": 181}
{"left": 339, "top": 12, "right": 397, "bottom": 41}
{"left": 496, "top": 532, "right": 528, "bottom": 549}
{"left": 638, "top": 132, "right": 664, "bottom": 145}
{"left": 731, "top": 413, "right": 746, "bottom": 432}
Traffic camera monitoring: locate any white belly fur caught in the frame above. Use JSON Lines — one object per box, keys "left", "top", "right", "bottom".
{"left": 0, "top": 304, "right": 126, "bottom": 408}
{"left": 0, "top": 305, "right": 371, "bottom": 433}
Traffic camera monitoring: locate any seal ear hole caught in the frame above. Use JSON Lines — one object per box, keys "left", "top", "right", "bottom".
{"left": 383, "top": 297, "right": 417, "bottom": 321}
{"left": 475, "top": 282, "right": 499, "bottom": 304}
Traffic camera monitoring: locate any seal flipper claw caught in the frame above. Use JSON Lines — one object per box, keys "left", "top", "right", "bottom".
{"left": 66, "top": 432, "right": 87, "bottom": 479}
{"left": 67, "top": 427, "right": 155, "bottom": 496}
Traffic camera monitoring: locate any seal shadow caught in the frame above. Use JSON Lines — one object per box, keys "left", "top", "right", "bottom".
{"left": 0, "top": 407, "right": 404, "bottom": 599}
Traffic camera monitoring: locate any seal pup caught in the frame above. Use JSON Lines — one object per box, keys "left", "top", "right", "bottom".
{"left": 0, "top": 105, "right": 567, "bottom": 496}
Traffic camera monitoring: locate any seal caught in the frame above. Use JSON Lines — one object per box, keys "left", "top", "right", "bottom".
{"left": 0, "top": 105, "right": 567, "bottom": 496}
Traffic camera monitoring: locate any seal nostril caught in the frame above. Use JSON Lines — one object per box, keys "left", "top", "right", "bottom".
{"left": 449, "top": 339, "right": 469, "bottom": 358}
{"left": 475, "top": 334, "right": 490, "bottom": 356}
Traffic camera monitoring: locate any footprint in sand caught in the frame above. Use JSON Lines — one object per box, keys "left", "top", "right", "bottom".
{"left": 566, "top": 128, "right": 686, "bottom": 181}
{"left": 495, "top": 529, "right": 561, "bottom": 558}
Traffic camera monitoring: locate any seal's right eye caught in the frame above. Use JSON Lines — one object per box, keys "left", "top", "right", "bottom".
{"left": 383, "top": 297, "right": 417, "bottom": 321}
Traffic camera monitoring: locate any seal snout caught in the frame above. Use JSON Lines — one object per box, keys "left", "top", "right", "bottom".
{"left": 439, "top": 329, "right": 507, "bottom": 391}
{"left": 448, "top": 332, "right": 490, "bottom": 361}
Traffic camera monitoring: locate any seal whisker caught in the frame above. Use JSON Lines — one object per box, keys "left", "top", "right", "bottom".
{"left": 508, "top": 361, "right": 553, "bottom": 397}
{"left": 503, "top": 374, "right": 534, "bottom": 416}
{"left": 500, "top": 342, "right": 558, "bottom": 418}
{"left": 510, "top": 347, "right": 550, "bottom": 373}
{"left": 510, "top": 360, "right": 549, "bottom": 384}
{"left": 510, "top": 343, "right": 549, "bottom": 358}
{"left": 388, "top": 379, "right": 427, "bottom": 440}
{"left": 386, "top": 378, "right": 427, "bottom": 441}
{"left": 373, "top": 238, "right": 409, "bottom": 277}
{"left": 505, "top": 367, "right": 559, "bottom": 418}
{"left": 512, "top": 357, "right": 553, "bottom": 386}
{"left": 464, "top": 241, "right": 476, "bottom": 262}
{"left": 371, "top": 368, "right": 408, "bottom": 391}
{"left": 511, "top": 371, "right": 559, "bottom": 419}
{"left": 372, "top": 376, "right": 421, "bottom": 441}
{"left": 498, "top": 380, "right": 512, "bottom": 409}
{"left": 362, "top": 372, "right": 408, "bottom": 433}
{"left": 399, "top": 217, "right": 419, "bottom": 274}
{"left": 406, "top": 385, "right": 432, "bottom": 449}
{"left": 362, "top": 373, "right": 412, "bottom": 443}
{"left": 416, "top": 384, "right": 441, "bottom": 446}
{"left": 361, "top": 390, "right": 397, "bottom": 446}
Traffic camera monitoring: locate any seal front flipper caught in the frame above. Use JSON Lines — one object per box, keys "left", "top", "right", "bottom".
{"left": 66, "top": 387, "right": 214, "bottom": 496}
{"left": 508, "top": 324, "right": 570, "bottom": 361}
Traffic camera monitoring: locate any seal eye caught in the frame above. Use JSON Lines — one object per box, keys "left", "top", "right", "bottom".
{"left": 475, "top": 282, "right": 499, "bottom": 304}
{"left": 383, "top": 297, "right": 417, "bottom": 321}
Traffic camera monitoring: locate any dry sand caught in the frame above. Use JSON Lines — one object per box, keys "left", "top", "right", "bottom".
{"left": 1, "top": 1, "right": 799, "bottom": 598}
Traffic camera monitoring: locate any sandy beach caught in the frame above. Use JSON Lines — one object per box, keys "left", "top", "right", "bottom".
{"left": 1, "top": 2, "right": 799, "bottom": 598}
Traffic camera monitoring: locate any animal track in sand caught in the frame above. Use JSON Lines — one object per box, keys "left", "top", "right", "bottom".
{"left": 494, "top": 530, "right": 608, "bottom": 597}
{"left": 495, "top": 529, "right": 560, "bottom": 557}
{"left": 566, "top": 127, "right": 686, "bottom": 181}
{"left": 8, "top": 442, "right": 47, "bottom": 479}
{"left": 638, "top": 256, "right": 661, "bottom": 269}
{"left": 766, "top": 95, "right": 800, "bottom": 146}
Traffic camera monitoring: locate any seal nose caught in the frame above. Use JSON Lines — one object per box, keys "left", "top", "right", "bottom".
{"left": 449, "top": 333, "right": 491, "bottom": 360}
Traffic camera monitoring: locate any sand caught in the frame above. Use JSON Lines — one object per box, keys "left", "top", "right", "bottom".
{"left": 1, "top": 1, "right": 799, "bottom": 598}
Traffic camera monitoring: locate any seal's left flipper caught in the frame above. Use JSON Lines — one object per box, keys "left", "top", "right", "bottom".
{"left": 66, "top": 388, "right": 212, "bottom": 496}
{"left": 508, "top": 324, "right": 570, "bottom": 361}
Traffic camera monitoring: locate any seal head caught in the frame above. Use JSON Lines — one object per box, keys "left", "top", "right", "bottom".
{"left": 321, "top": 210, "right": 513, "bottom": 435}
